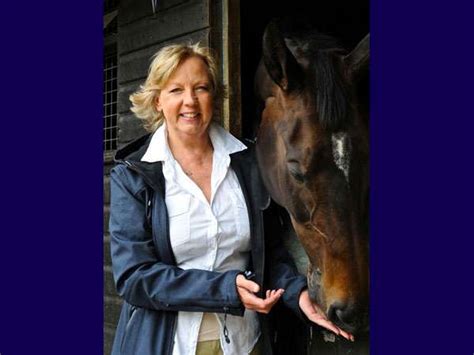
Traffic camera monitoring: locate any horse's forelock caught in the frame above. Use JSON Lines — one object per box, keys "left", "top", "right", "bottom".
{"left": 285, "top": 31, "right": 350, "bottom": 132}
{"left": 311, "top": 50, "right": 351, "bottom": 132}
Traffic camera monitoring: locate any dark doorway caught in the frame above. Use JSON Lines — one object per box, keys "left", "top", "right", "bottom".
{"left": 239, "top": 2, "right": 370, "bottom": 354}
{"left": 240, "top": 0, "right": 369, "bottom": 139}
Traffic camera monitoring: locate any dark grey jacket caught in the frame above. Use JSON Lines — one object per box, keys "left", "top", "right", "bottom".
{"left": 109, "top": 134, "right": 307, "bottom": 355}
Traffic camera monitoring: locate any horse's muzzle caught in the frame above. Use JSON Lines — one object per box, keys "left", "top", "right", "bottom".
{"left": 328, "top": 301, "right": 369, "bottom": 334}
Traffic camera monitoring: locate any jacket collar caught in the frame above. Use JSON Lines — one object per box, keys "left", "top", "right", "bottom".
{"left": 114, "top": 133, "right": 165, "bottom": 194}
{"left": 114, "top": 128, "right": 269, "bottom": 210}
{"left": 114, "top": 133, "right": 152, "bottom": 163}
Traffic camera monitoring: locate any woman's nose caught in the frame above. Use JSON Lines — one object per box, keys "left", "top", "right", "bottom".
{"left": 183, "top": 89, "right": 197, "bottom": 106}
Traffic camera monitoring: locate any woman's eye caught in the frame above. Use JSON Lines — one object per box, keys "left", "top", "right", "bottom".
{"left": 196, "top": 86, "right": 209, "bottom": 92}
{"left": 169, "top": 88, "right": 182, "bottom": 93}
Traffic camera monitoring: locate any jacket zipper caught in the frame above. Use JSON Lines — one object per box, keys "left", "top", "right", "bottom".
{"left": 222, "top": 307, "right": 231, "bottom": 344}
{"left": 166, "top": 315, "right": 177, "bottom": 355}
{"left": 123, "top": 160, "right": 156, "bottom": 189}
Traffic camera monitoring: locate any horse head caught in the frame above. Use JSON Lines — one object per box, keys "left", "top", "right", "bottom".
{"left": 255, "top": 19, "right": 369, "bottom": 334}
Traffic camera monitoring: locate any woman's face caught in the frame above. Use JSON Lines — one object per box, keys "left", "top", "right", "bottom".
{"left": 156, "top": 56, "right": 214, "bottom": 141}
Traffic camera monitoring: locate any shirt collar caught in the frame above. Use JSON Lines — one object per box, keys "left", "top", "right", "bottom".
{"left": 208, "top": 122, "right": 247, "bottom": 157}
{"left": 140, "top": 123, "right": 172, "bottom": 162}
{"left": 140, "top": 122, "right": 247, "bottom": 163}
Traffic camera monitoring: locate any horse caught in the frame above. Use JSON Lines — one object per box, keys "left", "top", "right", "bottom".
{"left": 254, "top": 18, "right": 370, "bottom": 336}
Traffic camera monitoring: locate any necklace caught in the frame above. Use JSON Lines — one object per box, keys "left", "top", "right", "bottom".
{"left": 179, "top": 154, "right": 212, "bottom": 178}
{"left": 171, "top": 142, "right": 213, "bottom": 179}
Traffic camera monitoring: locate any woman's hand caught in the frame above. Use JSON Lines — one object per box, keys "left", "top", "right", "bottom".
{"left": 235, "top": 274, "right": 284, "bottom": 314}
{"left": 299, "top": 289, "right": 354, "bottom": 342}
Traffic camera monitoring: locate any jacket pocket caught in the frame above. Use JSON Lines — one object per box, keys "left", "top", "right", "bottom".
{"left": 166, "top": 194, "right": 191, "bottom": 247}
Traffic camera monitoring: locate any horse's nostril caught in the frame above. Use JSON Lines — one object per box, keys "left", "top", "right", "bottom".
{"left": 328, "top": 302, "right": 357, "bottom": 328}
{"left": 328, "top": 301, "right": 370, "bottom": 334}
{"left": 328, "top": 302, "right": 343, "bottom": 321}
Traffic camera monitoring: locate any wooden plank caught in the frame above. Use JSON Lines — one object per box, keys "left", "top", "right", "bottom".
{"left": 118, "top": 113, "right": 148, "bottom": 145}
{"left": 104, "top": 205, "right": 110, "bottom": 233}
{"left": 209, "top": 0, "right": 241, "bottom": 137}
{"left": 104, "top": 295, "right": 123, "bottom": 328}
{"left": 104, "top": 268, "right": 118, "bottom": 299}
{"left": 104, "top": 175, "right": 111, "bottom": 205}
{"left": 104, "top": 163, "right": 114, "bottom": 176}
{"left": 119, "top": 0, "right": 189, "bottom": 26}
{"left": 104, "top": 324, "right": 116, "bottom": 355}
{"left": 117, "top": 80, "right": 142, "bottom": 114}
{"left": 226, "top": 0, "right": 242, "bottom": 138}
{"left": 104, "top": 158, "right": 115, "bottom": 176}
{"left": 118, "top": 28, "right": 209, "bottom": 85}
{"left": 104, "top": 233, "right": 112, "bottom": 267}
{"left": 118, "top": 0, "right": 210, "bottom": 55}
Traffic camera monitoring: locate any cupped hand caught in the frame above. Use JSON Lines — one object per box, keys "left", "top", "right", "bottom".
{"left": 299, "top": 289, "right": 354, "bottom": 342}
{"left": 236, "top": 274, "right": 284, "bottom": 314}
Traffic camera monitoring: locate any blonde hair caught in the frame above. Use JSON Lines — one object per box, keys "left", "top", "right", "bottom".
{"left": 129, "top": 43, "right": 224, "bottom": 132}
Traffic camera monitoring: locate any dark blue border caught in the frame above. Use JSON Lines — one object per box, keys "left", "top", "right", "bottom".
{"left": 372, "top": 0, "right": 474, "bottom": 353}
{"left": 0, "top": 2, "right": 104, "bottom": 354}
{"left": 1, "top": 0, "right": 474, "bottom": 354}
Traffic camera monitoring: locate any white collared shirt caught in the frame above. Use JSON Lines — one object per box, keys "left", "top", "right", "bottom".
{"left": 141, "top": 122, "right": 260, "bottom": 355}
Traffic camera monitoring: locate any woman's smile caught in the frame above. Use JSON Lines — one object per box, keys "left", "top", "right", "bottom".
{"left": 179, "top": 111, "right": 201, "bottom": 122}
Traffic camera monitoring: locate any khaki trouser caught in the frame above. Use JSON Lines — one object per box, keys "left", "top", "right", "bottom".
{"left": 195, "top": 338, "right": 262, "bottom": 355}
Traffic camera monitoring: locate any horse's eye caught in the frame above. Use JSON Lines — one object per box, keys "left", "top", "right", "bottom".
{"left": 287, "top": 161, "right": 305, "bottom": 183}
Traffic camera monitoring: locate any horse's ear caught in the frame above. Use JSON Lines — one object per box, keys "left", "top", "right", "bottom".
{"left": 262, "top": 20, "right": 303, "bottom": 92}
{"left": 344, "top": 34, "right": 370, "bottom": 77}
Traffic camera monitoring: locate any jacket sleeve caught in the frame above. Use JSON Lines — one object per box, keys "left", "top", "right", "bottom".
{"left": 109, "top": 165, "right": 244, "bottom": 316}
{"left": 264, "top": 202, "right": 308, "bottom": 319}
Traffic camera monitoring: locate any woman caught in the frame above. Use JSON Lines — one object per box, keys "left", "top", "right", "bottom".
{"left": 109, "top": 43, "right": 351, "bottom": 355}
